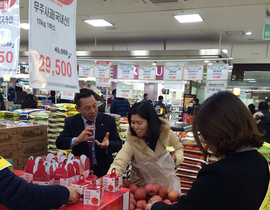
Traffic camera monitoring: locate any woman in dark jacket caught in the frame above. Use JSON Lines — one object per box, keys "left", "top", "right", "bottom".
{"left": 21, "top": 94, "right": 37, "bottom": 109}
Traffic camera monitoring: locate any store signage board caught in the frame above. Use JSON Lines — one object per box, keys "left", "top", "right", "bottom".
{"left": 0, "top": 0, "right": 20, "bottom": 75}
{"left": 28, "top": 0, "right": 79, "bottom": 93}
{"left": 207, "top": 64, "right": 228, "bottom": 80}
{"left": 138, "top": 65, "right": 156, "bottom": 80}
{"left": 263, "top": 9, "right": 270, "bottom": 39}
{"left": 116, "top": 84, "right": 133, "bottom": 99}
{"left": 95, "top": 61, "right": 111, "bottom": 78}
{"left": 183, "top": 65, "right": 203, "bottom": 80}
{"left": 79, "top": 64, "right": 94, "bottom": 77}
{"left": 164, "top": 81, "right": 183, "bottom": 89}
{"left": 205, "top": 86, "right": 227, "bottom": 100}
{"left": 163, "top": 65, "right": 183, "bottom": 80}
{"left": 60, "top": 91, "right": 75, "bottom": 100}
{"left": 206, "top": 81, "right": 227, "bottom": 86}
{"left": 96, "top": 78, "right": 111, "bottom": 88}
{"left": 117, "top": 65, "right": 135, "bottom": 79}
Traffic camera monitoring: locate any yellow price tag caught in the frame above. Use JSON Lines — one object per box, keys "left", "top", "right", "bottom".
{"left": 0, "top": 156, "right": 11, "bottom": 171}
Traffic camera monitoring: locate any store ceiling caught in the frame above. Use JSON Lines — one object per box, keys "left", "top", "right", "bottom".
{"left": 18, "top": 0, "right": 270, "bottom": 89}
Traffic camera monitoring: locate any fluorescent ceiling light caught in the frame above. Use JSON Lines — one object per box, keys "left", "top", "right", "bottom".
{"left": 20, "top": 23, "right": 29, "bottom": 30}
{"left": 204, "top": 60, "right": 210, "bottom": 63}
{"left": 249, "top": 81, "right": 256, "bottom": 82}
{"left": 244, "top": 79, "right": 255, "bottom": 81}
{"left": 222, "top": 49, "right": 229, "bottom": 53}
{"left": 84, "top": 19, "right": 113, "bottom": 27}
{"left": 245, "top": 31, "right": 252, "bottom": 35}
{"left": 208, "top": 63, "right": 213, "bottom": 65}
{"left": 174, "top": 14, "right": 203, "bottom": 23}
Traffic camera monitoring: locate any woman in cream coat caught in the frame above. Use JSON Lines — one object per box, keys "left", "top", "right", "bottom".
{"left": 108, "top": 102, "right": 184, "bottom": 186}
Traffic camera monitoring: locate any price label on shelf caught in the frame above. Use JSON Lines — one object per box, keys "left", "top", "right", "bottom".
{"left": 28, "top": 0, "right": 79, "bottom": 92}
{"left": 96, "top": 78, "right": 111, "bottom": 87}
{"left": 60, "top": 91, "right": 75, "bottom": 100}
{"left": 0, "top": 0, "right": 20, "bottom": 75}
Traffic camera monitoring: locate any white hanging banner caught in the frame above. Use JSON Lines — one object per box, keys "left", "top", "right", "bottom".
{"left": 96, "top": 78, "right": 111, "bottom": 88}
{"left": 205, "top": 86, "right": 227, "bottom": 100}
{"left": 163, "top": 65, "right": 183, "bottom": 80}
{"left": 138, "top": 65, "right": 156, "bottom": 80}
{"left": 116, "top": 84, "right": 133, "bottom": 99}
{"left": 79, "top": 64, "right": 94, "bottom": 77}
{"left": 28, "top": 0, "right": 79, "bottom": 93}
{"left": 117, "top": 65, "right": 135, "bottom": 79}
{"left": 0, "top": 0, "right": 20, "bottom": 75}
{"left": 60, "top": 91, "right": 75, "bottom": 100}
{"left": 206, "top": 80, "right": 227, "bottom": 86}
{"left": 183, "top": 65, "right": 204, "bottom": 80}
{"left": 164, "top": 81, "right": 183, "bottom": 89}
{"left": 95, "top": 61, "right": 111, "bottom": 78}
{"left": 207, "top": 64, "right": 228, "bottom": 80}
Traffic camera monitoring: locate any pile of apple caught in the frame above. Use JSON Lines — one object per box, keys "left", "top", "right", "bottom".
{"left": 123, "top": 179, "right": 180, "bottom": 210}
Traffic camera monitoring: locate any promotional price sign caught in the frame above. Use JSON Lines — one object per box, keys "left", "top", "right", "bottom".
{"left": 207, "top": 64, "right": 228, "bottom": 80}
{"left": 138, "top": 65, "right": 156, "bottom": 80}
{"left": 79, "top": 64, "right": 94, "bottom": 77}
{"left": 96, "top": 78, "right": 111, "bottom": 88}
{"left": 183, "top": 65, "right": 203, "bottom": 80}
{"left": 205, "top": 86, "right": 226, "bottom": 99}
{"left": 116, "top": 84, "right": 133, "bottom": 99}
{"left": 29, "top": 0, "right": 79, "bottom": 93}
{"left": 60, "top": 91, "right": 75, "bottom": 100}
{"left": 206, "top": 80, "right": 227, "bottom": 87}
{"left": 163, "top": 65, "right": 183, "bottom": 80}
{"left": 95, "top": 61, "right": 111, "bottom": 78}
{"left": 117, "top": 65, "right": 135, "bottom": 79}
{"left": 0, "top": 0, "right": 20, "bottom": 75}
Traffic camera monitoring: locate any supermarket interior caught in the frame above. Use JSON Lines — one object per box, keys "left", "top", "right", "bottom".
{"left": 1, "top": 0, "right": 270, "bottom": 210}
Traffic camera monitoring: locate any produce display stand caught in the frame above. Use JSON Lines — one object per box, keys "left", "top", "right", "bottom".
{"left": 60, "top": 188, "right": 130, "bottom": 210}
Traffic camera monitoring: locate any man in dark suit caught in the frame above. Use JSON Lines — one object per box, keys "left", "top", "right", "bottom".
{"left": 56, "top": 89, "right": 122, "bottom": 177}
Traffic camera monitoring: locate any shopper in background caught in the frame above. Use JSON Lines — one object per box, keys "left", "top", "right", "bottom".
{"left": 21, "top": 94, "right": 37, "bottom": 109}
{"left": 110, "top": 89, "right": 130, "bottom": 117}
{"left": 253, "top": 111, "right": 270, "bottom": 143}
{"left": 56, "top": 88, "right": 122, "bottom": 177}
{"left": 191, "top": 97, "right": 200, "bottom": 115}
{"left": 0, "top": 93, "right": 6, "bottom": 110}
{"left": 108, "top": 102, "right": 184, "bottom": 186}
{"left": 0, "top": 156, "right": 77, "bottom": 210}
{"left": 95, "top": 94, "right": 106, "bottom": 113}
{"left": 154, "top": 95, "right": 167, "bottom": 118}
{"left": 259, "top": 101, "right": 270, "bottom": 119}
{"left": 248, "top": 103, "right": 256, "bottom": 114}
{"left": 147, "top": 91, "right": 268, "bottom": 210}
{"left": 141, "top": 93, "right": 148, "bottom": 102}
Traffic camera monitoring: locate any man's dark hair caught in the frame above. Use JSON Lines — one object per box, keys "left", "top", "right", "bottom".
{"left": 158, "top": 95, "right": 163, "bottom": 101}
{"left": 258, "top": 101, "right": 269, "bottom": 112}
{"left": 143, "top": 93, "right": 148, "bottom": 98}
{"left": 112, "top": 89, "right": 116, "bottom": 96}
{"left": 75, "top": 88, "right": 96, "bottom": 107}
{"left": 194, "top": 98, "right": 199, "bottom": 103}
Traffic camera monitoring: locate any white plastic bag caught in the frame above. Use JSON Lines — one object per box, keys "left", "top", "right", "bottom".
{"left": 132, "top": 150, "right": 181, "bottom": 193}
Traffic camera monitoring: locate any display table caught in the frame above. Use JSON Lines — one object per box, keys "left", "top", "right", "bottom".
{"left": 60, "top": 188, "right": 130, "bottom": 210}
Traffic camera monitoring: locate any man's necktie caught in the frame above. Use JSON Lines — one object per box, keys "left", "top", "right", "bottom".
{"left": 86, "top": 120, "right": 93, "bottom": 168}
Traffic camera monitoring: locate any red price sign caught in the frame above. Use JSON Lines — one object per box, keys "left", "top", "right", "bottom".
{"left": 0, "top": 51, "right": 13, "bottom": 64}
{"left": 39, "top": 55, "right": 72, "bottom": 77}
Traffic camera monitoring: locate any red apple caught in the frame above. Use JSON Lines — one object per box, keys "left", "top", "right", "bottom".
{"left": 153, "top": 183, "right": 161, "bottom": 192}
{"left": 145, "top": 184, "right": 157, "bottom": 196}
{"left": 130, "top": 193, "right": 135, "bottom": 199}
{"left": 135, "top": 187, "right": 147, "bottom": 200}
{"left": 123, "top": 179, "right": 131, "bottom": 188}
{"left": 136, "top": 200, "right": 146, "bottom": 209}
{"left": 130, "top": 184, "right": 138, "bottom": 194}
{"left": 158, "top": 186, "right": 168, "bottom": 200}
{"left": 131, "top": 198, "right": 136, "bottom": 206}
{"left": 130, "top": 203, "right": 135, "bottom": 210}
{"left": 148, "top": 195, "right": 162, "bottom": 203}
{"left": 168, "top": 190, "right": 180, "bottom": 202}
{"left": 163, "top": 199, "right": 172, "bottom": 205}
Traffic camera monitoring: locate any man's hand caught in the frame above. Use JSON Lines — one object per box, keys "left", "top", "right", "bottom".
{"left": 66, "top": 186, "right": 78, "bottom": 204}
{"left": 95, "top": 132, "right": 110, "bottom": 148}
{"left": 74, "top": 125, "right": 95, "bottom": 144}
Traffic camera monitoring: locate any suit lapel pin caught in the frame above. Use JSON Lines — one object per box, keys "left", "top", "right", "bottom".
{"left": 101, "top": 124, "right": 104, "bottom": 126}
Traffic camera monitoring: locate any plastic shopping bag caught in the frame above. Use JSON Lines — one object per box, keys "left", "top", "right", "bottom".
{"left": 132, "top": 150, "right": 181, "bottom": 193}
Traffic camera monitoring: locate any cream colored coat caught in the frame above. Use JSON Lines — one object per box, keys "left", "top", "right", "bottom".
{"left": 108, "top": 119, "right": 184, "bottom": 186}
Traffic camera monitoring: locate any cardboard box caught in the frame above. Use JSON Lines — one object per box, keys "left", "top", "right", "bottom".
{"left": 0, "top": 144, "right": 18, "bottom": 160}
{"left": 17, "top": 139, "right": 47, "bottom": 158}
{"left": 16, "top": 125, "right": 47, "bottom": 142}
{"left": 0, "top": 127, "right": 17, "bottom": 146}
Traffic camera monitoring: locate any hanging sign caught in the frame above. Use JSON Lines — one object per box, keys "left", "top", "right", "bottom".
{"left": 116, "top": 84, "right": 133, "bottom": 99}
{"left": 79, "top": 64, "right": 94, "bottom": 77}
{"left": 0, "top": 0, "right": 20, "bottom": 75}
{"left": 117, "top": 65, "right": 135, "bottom": 79}
{"left": 183, "top": 65, "right": 203, "bottom": 80}
{"left": 163, "top": 65, "right": 183, "bottom": 80}
{"left": 28, "top": 0, "right": 79, "bottom": 92}
{"left": 96, "top": 78, "right": 111, "bottom": 88}
{"left": 263, "top": 9, "right": 270, "bottom": 39}
{"left": 206, "top": 80, "right": 227, "bottom": 86}
{"left": 95, "top": 61, "right": 111, "bottom": 78}
{"left": 60, "top": 91, "right": 75, "bottom": 100}
{"left": 138, "top": 65, "right": 156, "bottom": 80}
{"left": 205, "top": 86, "right": 226, "bottom": 100}
{"left": 207, "top": 64, "right": 228, "bottom": 80}
{"left": 164, "top": 81, "right": 183, "bottom": 89}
